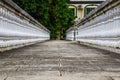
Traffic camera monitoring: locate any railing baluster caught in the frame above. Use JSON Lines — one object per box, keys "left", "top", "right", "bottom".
{"left": 0, "top": 1, "right": 50, "bottom": 52}
{"left": 66, "top": 0, "right": 120, "bottom": 48}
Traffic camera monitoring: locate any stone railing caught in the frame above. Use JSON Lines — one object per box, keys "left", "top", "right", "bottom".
{"left": 67, "top": 0, "right": 120, "bottom": 48}
{"left": 0, "top": 0, "right": 50, "bottom": 52}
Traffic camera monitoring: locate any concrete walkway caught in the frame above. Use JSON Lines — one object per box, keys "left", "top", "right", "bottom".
{"left": 0, "top": 40, "right": 120, "bottom": 80}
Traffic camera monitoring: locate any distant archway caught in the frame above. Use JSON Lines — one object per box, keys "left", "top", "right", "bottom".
{"left": 68, "top": 5, "right": 77, "bottom": 17}
{"left": 84, "top": 5, "right": 98, "bottom": 16}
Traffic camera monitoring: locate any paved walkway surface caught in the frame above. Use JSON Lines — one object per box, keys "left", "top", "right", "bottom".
{"left": 0, "top": 40, "right": 120, "bottom": 80}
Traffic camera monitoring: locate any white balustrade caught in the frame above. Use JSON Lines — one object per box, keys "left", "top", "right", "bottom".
{"left": 67, "top": 0, "right": 120, "bottom": 48}
{"left": 66, "top": 30, "right": 74, "bottom": 40}
{"left": 0, "top": 1, "right": 50, "bottom": 52}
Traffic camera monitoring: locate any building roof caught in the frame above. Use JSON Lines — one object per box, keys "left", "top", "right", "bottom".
{"left": 69, "top": 0, "right": 105, "bottom": 4}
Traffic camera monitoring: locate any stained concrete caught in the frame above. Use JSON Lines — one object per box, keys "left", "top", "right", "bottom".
{"left": 0, "top": 40, "right": 120, "bottom": 80}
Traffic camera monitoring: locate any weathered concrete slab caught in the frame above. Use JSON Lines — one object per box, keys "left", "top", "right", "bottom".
{"left": 6, "top": 76, "right": 114, "bottom": 80}
{"left": 0, "top": 40, "right": 120, "bottom": 80}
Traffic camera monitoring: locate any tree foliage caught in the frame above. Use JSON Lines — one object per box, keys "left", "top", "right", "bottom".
{"left": 13, "top": 0, "right": 75, "bottom": 39}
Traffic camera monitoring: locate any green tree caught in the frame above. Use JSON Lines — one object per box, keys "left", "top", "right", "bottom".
{"left": 13, "top": 0, "right": 75, "bottom": 40}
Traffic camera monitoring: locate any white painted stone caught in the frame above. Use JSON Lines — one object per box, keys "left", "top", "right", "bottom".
{"left": 0, "top": 1, "right": 50, "bottom": 52}
{"left": 67, "top": 6, "right": 120, "bottom": 48}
